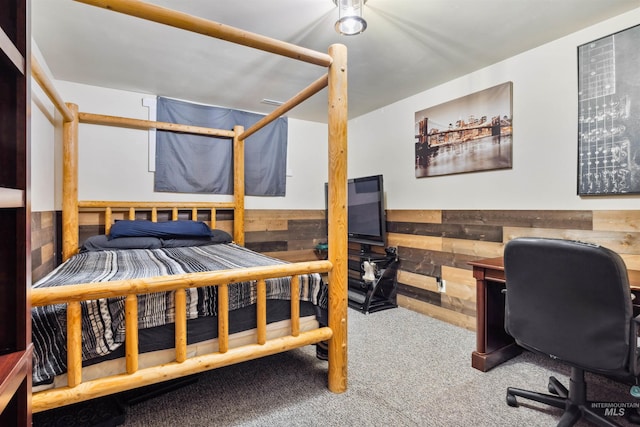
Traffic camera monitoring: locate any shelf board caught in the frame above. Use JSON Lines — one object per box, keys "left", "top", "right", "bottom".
{"left": 0, "top": 26, "right": 24, "bottom": 74}
{"left": 0, "top": 187, "right": 24, "bottom": 208}
{"left": 0, "top": 349, "right": 31, "bottom": 414}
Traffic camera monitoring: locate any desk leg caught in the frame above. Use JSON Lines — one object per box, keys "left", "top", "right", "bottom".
{"left": 471, "top": 273, "right": 521, "bottom": 372}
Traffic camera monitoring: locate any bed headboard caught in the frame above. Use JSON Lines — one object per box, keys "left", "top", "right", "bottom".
{"left": 61, "top": 116, "right": 246, "bottom": 261}
{"left": 72, "top": 201, "right": 240, "bottom": 251}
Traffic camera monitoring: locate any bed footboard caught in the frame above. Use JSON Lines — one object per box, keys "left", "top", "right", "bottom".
{"left": 33, "top": 328, "right": 332, "bottom": 412}
{"left": 31, "top": 260, "right": 332, "bottom": 412}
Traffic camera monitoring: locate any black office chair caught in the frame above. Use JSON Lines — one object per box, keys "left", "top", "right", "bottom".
{"left": 503, "top": 237, "right": 640, "bottom": 427}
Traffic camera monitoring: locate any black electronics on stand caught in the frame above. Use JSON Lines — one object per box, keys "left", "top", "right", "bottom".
{"left": 348, "top": 245, "right": 399, "bottom": 314}
{"left": 325, "top": 174, "right": 398, "bottom": 314}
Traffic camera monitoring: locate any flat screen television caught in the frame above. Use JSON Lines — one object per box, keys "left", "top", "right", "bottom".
{"left": 325, "top": 174, "right": 387, "bottom": 250}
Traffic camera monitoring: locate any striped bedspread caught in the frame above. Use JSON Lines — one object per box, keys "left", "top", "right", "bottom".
{"left": 31, "top": 243, "right": 326, "bottom": 386}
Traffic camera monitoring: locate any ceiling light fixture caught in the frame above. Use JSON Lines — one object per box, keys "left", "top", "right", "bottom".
{"left": 333, "top": 0, "right": 367, "bottom": 36}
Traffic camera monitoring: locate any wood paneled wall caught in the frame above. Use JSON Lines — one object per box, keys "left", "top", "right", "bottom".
{"left": 245, "top": 209, "right": 327, "bottom": 262}
{"left": 31, "top": 208, "right": 640, "bottom": 333}
{"left": 387, "top": 210, "right": 640, "bottom": 331}
{"left": 31, "top": 211, "right": 58, "bottom": 283}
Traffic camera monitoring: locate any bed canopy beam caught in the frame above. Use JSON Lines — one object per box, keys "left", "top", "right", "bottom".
{"left": 78, "top": 201, "right": 236, "bottom": 209}
{"left": 239, "top": 73, "right": 329, "bottom": 141}
{"left": 31, "top": 55, "right": 75, "bottom": 122}
{"left": 78, "top": 112, "right": 236, "bottom": 137}
{"left": 74, "top": 0, "right": 333, "bottom": 67}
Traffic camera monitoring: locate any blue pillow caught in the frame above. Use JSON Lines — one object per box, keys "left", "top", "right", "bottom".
{"left": 109, "top": 220, "right": 213, "bottom": 240}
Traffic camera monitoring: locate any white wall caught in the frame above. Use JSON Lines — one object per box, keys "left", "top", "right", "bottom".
{"left": 31, "top": 45, "right": 60, "bottom": 212}
{"left": 31, "top": 8, "right": 640, "bottom": 212}
{"left": 351, "top": 7, "right": 640, "bottom": 210}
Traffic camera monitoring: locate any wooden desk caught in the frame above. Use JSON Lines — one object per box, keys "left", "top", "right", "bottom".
{"left": 469, "top": 257, "right": 640, "bottom": 372}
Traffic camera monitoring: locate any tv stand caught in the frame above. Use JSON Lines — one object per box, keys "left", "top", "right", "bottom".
{"left": 348, "top": 245, "right": 399, "bottom": 314}
{"left": 358, "top": 243, "right": 372, "bottom": 254}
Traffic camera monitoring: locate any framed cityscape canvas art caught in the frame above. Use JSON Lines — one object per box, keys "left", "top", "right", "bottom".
{"left": 578, "top": 24, "right": 640, "bottom": 195}
{"left": 414, "top": 82, "right": 513, "bottom": 178}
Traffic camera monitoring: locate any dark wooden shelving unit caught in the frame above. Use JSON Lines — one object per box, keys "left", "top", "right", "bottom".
{"left": 0, "top": 0, "right": 32, "bottom": 425}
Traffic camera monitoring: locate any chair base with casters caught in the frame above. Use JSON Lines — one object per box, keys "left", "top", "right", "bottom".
{"left": 507, "top": 365, "right": 636, "bottom": 427}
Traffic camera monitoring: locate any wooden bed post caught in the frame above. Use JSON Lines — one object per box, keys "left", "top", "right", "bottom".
{"left": 62, "top": 103, "right": 79, "bottom": 261}
{"left": 233, "top": 125, "right": 245, "bottom": 246}
{"left": 327, "top": 43, "right": 348, "bottom": 394}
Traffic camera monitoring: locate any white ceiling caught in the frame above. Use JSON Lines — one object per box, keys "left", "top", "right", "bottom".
{"left": 32, "top": 0, "right": 640, "bottom": 123}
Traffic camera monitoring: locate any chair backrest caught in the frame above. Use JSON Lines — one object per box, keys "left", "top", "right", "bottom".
{"left": 504, "top": 237, "right": 633, "bottom": 376}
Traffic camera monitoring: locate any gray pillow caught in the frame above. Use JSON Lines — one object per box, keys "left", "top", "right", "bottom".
{"left": 161, "top": 229, "right": 233, "bottom": 248}
{"left": 80, "top": 235, "right": 163, "bottom": 252}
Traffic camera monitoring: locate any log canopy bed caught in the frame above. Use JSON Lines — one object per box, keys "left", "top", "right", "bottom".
{"left": 30, "top": 0, "right": 348, "bottom": 413}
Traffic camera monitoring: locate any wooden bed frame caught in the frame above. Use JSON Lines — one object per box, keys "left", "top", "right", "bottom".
{"left": 30, "top": 0, "right": 348, "bottom": 413}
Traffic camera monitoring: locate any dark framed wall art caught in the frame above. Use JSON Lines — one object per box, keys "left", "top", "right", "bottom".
{"left": 414, "top": 82, "right": 513, "bottom": 178}
{"left": 578, "top": 24, "right": 640, "bottom": 195}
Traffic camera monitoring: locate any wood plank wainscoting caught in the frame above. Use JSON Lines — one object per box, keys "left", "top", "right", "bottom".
{"left": 31, "top": 209, "right": 640, "bottom": 331}
{"left": 31, "top": 211, "right": 58, "bottom": 283}
{"left": 387, "top": 210, "right": 640, "bottom": 331}
{"left": 245, "top": 210, "right": 327, "bottom": 261}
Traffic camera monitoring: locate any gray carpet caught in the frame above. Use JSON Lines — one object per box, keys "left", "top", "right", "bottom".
{"left": 119, "top": 307, "right": 639, "bottom": 426}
